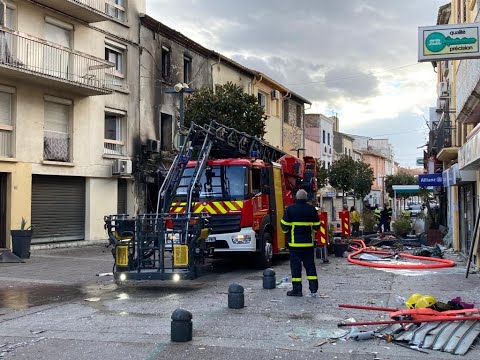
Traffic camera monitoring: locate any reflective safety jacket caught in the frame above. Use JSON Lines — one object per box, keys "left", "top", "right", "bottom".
{"left": 280, "top": 199, "right": 320, "bottom": 248}
{"left": 374, "top": 208, "right": 382, "bottom": 220}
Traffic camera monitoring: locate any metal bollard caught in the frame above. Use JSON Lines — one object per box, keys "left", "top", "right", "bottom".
{"left": 171, "top": 308, "right": 193, "bottom": 342}
{"left": 228, "top": 283, "right": 244, "bottom": 309}
{"left": 262, "top": 268, "right": 276, "bottom": 289}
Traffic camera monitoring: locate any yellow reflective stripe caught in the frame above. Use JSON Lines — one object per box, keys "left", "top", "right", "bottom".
{"left": 281, "top": 229, "right": 289, "bottom": 234}
{"left": 174, "top": 207, "right": 183, "bottom": 213}
{"left": 291, "top": 278, "right": 302, "bottom": 282}
{"left": 320, "top": 227, "right": 326, "bottom": 234}
{"left": 307, "top": 276, "right": 318, "bottom": 280}
{"left": 235, "top": 201, "right": 243, "bottom": 208}
{"left": 194, "top": 204, "right": 204, "bottom": 213}
{"left": 288, "top": 243, "right": 314, "bottom": 247}
{"left": 291, "top": 221, "right": 320, "bottom": 226}
{"left": 204, "top": 204, "right": 216, "bottom": 214}
{"left": 280, "top": 219, "right": 291, "bottom": 226}
{"left": 212, "top": 202, "right": 227, "bottom": 214}
{"left": 224, "top": 201, "right": 237, "bottom": 211}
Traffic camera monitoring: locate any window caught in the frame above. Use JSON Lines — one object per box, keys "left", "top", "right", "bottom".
{"left": 345, "top": 147, "right": 348, "bottom": 155}
{"left": 161, "top": 46, "right": 171, "bottom": 80}
{"left": 296, "top": 104, "right": 302, "bottom": 127}
{"left": 322, "top": 130, "right": 326, "bottom": 144}
{"left": 105, "top": 39, "right": 126, "bottom": 88}
{"left": 257, "top": 91, "right": 268, "bottom": 113}
{"left": 283, "top": 99, "right": 289, "bottom": 123}
{"left": 183, "top": 55, "right": 192, "bottom": 84}
{"left": 327, "top": 133, "right": 330, "bottom": 145}
{"left": 328, "top": 162, "right": 331, "bottom": 169}
{"left": 348, "top": 149, "right": 351, "bottom": 156}
{"left": 106, "top": 0, "right": 126, "bottom": 22}
{"left": 4, "top": 3, "right": 15, "bottom": 29}
{"left": 0, "top": 87, "right": 14, "bottom": 158}
{"left": 44, "top": 18, "right": 72, "bottom": 80}
{"left": 104, "top": 111, "right": 125, "bottom": 155}
{"left": 44, "top": 97, "right": 71, "bottom": 162}
{"left": 160, "top": 113, "right": 173, "bottom": 150}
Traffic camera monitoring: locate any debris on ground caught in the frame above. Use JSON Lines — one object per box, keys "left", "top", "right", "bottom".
{"left": 338, "top": 296, "right": 480, "bottom": 355}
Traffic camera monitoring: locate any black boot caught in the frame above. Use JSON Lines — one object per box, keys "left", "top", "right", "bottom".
{"left": 287, "top": 282, "right": 302, "bottom": 297}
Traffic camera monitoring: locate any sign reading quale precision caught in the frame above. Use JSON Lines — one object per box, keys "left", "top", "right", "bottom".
{"left": 418, "top": 23, "right": 480, "bottom": 62}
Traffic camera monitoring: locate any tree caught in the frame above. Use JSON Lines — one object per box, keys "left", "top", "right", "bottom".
{"left": 184, "top": 82, "right": 267, "bottom": 138}
{"left": 384, "top": 171, "right": 417, "bottom": 199}
{"left": 328, "top": 155, "right": 356, "bottom": 197}
{"left": 316, "top": 160, "right": 329, "bottom": 189}
{"left": 352, "top": 160, "right": 374, "bottom": 200}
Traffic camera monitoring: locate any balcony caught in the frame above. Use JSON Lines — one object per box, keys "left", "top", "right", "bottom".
{"left": 32, "top": 0, "right": 117, "bottom": 23}
{"left": 436, "top": 119, "right": 459, "bottom": 162}
{"left": 0, "top": 26, "right": 114, "bottom": 96}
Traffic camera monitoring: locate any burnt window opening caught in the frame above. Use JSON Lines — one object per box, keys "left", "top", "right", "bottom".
{"left": 283, "top": 99, "right": 289, "bottom": 123}
{"left": 296, "top": 104, "right": 302, "bottom": 128}
{"left": 184, "top": 55, "right": 192, "bottom": 84}
{"left": 161, "top": 46, "right": 171, "bottom": 80}
{"left": 160, "top": 112, "right": 173, "bottom": 151}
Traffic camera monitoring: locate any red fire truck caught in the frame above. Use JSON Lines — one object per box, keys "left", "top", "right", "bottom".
{"left": 105, "top": 121, "right": 317, "bottom": 280}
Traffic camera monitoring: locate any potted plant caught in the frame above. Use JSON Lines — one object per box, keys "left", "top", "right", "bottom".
{"left": 392, "top": 215, "right": 413, "bottom": 237}
{"left": 361, "top": 209, "right": 377, "bottom": 235}
{"left": 11, "top": 217, "right": 33, "bottom": 259}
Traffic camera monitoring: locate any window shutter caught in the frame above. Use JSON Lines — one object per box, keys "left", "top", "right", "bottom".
{"left": 45, "top": 101, "right": 69, "bottom": 134}
{"left": 0, "top": 92, "right": 11, "bottom": 126}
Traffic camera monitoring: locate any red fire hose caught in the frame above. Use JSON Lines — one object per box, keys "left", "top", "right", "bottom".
{"left": 347, "top": 239, "right": 456, "bottom": 269}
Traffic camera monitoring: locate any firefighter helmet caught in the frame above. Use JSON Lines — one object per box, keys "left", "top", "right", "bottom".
{"left": 405, "top": 293, "right": 423, "bottom": 309}
{"left": 415, "top": 295, "right": 437, "bottom": 309}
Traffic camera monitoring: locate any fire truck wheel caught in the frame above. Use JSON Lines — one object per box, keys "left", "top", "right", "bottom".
{"left": 256, "top": 232, "right": 273, "bottom": 268}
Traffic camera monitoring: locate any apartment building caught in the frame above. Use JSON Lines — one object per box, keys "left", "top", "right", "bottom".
{"left": 0, "top": 0, "right": 144, "bottom": 248}
{"left": 429, "top": 0, "right": 480, "bottom": 265}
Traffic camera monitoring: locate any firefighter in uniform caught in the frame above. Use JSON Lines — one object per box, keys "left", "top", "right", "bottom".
{"left": 281, "top": 189, "right": 320, "bottom": 297}
{"left": 373, "top": 204, "right": 382, "bottom": 232}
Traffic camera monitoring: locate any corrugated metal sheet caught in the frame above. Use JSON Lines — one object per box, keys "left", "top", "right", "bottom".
{"left": 31, "top": 175, "right": 85, "bottom": 243}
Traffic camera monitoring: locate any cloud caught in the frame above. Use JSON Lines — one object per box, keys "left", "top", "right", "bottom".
{"left": 146, "top": 0, "right": 448, "bottom": 166}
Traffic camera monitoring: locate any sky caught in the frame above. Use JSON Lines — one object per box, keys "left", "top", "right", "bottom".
{"left": 146, "top": 0, "right": 448, "bottom": 167}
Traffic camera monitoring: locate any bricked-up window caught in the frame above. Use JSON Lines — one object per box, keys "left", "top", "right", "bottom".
{"left": 283, "top": 99, "right": 289, "bottom": 123}
{"left": 296, "top": 104, "right": 302, "bottom": 127}
{"left": 183, "top": 55, "right": 192, "bottom": 84}
{"left": 161, "top": 46, "right": 171, "bottom": 80}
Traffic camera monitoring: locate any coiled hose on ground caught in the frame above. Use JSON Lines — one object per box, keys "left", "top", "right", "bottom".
{"left": 347, "top": 239, "right": 456, "bottom": 269}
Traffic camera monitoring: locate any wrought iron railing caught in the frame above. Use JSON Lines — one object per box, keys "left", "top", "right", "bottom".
{"left": 436, "top": 119, "right": 456, "bottom": 152}
{"left": 0, "top": 26, "right": 114, "bottom": 92}
{"left": 104, "top": 140, "right": 125, "bottom": 156}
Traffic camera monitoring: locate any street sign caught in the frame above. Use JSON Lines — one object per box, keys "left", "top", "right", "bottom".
{"left": 416, "top": 157, "right": 424, "bottom": 166}
{"left": 418, "top": 174, "right": 443, "bottom": 187}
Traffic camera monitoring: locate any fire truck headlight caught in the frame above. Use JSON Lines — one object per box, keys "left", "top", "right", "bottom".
{"left": 118, "top": 273, "right": 127, "bottom": 282}
{"left": 166, "top": 233, "right": 180, "bottom": 244}
{"left": 231, "top": 234, "right": 252, "bottom": 244}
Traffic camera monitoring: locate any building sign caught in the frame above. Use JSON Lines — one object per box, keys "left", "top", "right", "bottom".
{"left": 418, "top": 174, "right": 443, "bottom": 187}
{"left": 459, "top": 129, "right": 480, "bottom": 170}
{"left": 416, "top": 157, "right": 424, "bottom": 166}
{"left": 418, "top": 24, "right": 480, "bottom": 62}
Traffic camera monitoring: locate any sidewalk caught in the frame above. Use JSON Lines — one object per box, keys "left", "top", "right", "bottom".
{"left": 0, "top": 244, "right": 479, "bottom": 359}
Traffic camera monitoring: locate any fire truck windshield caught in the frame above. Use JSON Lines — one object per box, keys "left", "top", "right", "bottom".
{"left": 176, "top": 165, "right": 248, "bottom": 200}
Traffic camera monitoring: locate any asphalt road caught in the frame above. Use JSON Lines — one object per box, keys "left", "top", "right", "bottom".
{"left": 0, "top": 244, "right": 479, "bottom": 359}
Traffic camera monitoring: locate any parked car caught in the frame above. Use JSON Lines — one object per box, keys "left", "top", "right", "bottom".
{"left": 405, "top": 204, "right": 424, "bottom": 217}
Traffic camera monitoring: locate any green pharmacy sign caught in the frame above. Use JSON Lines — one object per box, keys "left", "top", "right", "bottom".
{"left": 418, "top": 24, "right": 480, "bottom": 62}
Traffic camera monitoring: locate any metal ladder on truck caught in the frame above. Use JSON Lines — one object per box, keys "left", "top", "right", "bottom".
{"left": 105, "top": 120, "right": 287, "bottom": 281}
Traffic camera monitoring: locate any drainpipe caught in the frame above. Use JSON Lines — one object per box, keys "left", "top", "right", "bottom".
{"left": 210, "top": 54, "right": 221, "bottom": 93}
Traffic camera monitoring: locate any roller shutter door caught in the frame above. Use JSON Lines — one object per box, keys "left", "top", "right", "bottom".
{"left": 31, "top": 175, "right": 85, "bottom": 243}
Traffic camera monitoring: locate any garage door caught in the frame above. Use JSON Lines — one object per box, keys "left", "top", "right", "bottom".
{"left": 31, "top": 175, "right": 85, "bottom": 243}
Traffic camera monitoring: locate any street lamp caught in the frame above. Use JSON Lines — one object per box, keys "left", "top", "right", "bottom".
{"left": 164, "top": 83, "right": 194, "bottom": 130}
